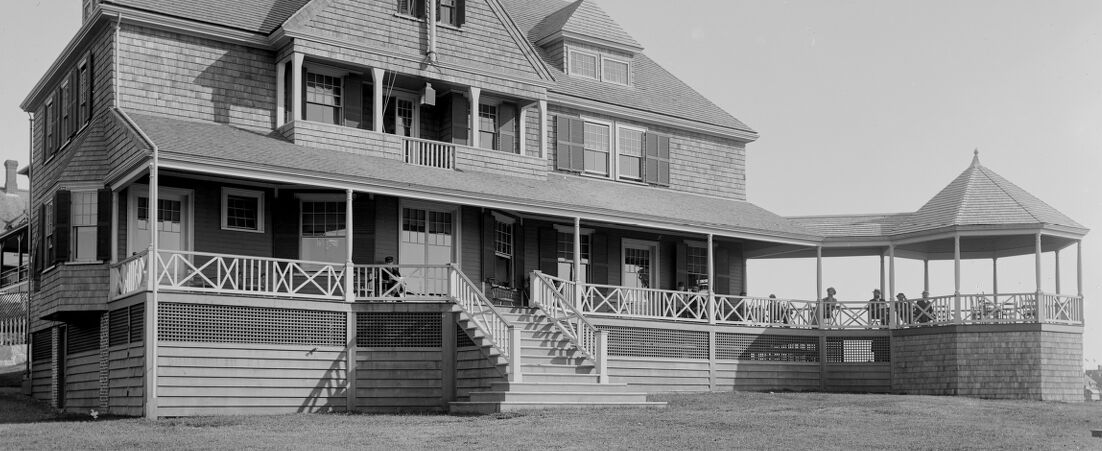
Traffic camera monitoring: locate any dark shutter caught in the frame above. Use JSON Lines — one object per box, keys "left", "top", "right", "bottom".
{"left": 538, "top": 227, "right": 557, "bottom": 276}
{"left": 69, "top": 70, "right": 79, "bottom": 137}
{"left": 450, "top": 93, "right": 468, "bottom": 145}
{"left": 343, "top": 74, "right": 364, "bottom": 129}
{"left": 481, "top": 211, "right": 496, "bottom": 284}
{"left": 34, "top": 204, "right": 45, "bottom": 275}
{"left": 644, "top": 133, "right": 671, "bottom": 186}
{"left": 283, "top": 62, "right": 293, "bottom": 123}
{"left": 555, "top": 116, "right": 584, "bottom": 172}
{"left": 87, "top": 51, "right": 94, "bottom": 124}
{"left": 414, "top": 0, "right": 425, "bottom": 18}
{"left": 54, "top": 190, "right": 71, "bottom": 265}
{"left": 590, "top": 232, "right": 608, "bottom": 285}
{"left": 675, "top": 242, "right": 688, "bottom": 288}
{"left": 498, "top": 102, "right": 517, "bottom": 154}
{"left": 714, "top": 243, "right": 731, "bottom": 295}
{"left": 96, "top": 189, "right": 112, "bottom": 262}
{"left": 456, "top": 0, "right": 465, "bottom": 26}
{"left": 272, "top": 193, "right": 298, "bottom": 259}
{"left": 513, "top": 222, "right": 526, "bottom": 291}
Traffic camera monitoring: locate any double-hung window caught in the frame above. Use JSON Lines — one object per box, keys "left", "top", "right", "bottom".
{"left": 70, "top": 191, "right": 98, "bottom": 262}
{"left": 222, "top": 188, "right": 264, "bottom": 233}
{"left": 556, "top": 231, "right": 591, "bottom": 284}
{"left": 44, "top": 201, "right": 55, "bottom": 265}
{"left": 568, "top": 49, "right": 599, "bottom": 80}
{"left": 44, "top": 99, "right": 55, "bottom": 159}
{"left": 78, "top": 60, "right": 90, "bottom": 125}
{"left": 492, "top": 217, "right": 513, "bottom": 285}
{"left": 397, "top": 0, "right": 417, "bottom": 16}
{"left": 617, "top": 125, "right": 645, "bottom": 181}
{"left": 438, "top": 0, "right": 457, "bottom": 25}
{"left": 478, "top": 104, "right": 498, "bottom": 150}
{"left": 582, "top": 121, "right": 610, "bottom": 176}
{"left": 685, "top": 244, "right": 708, "bottom": 288}
{"left": 305, "top": 72, "right": 342, "bottom": 125}
{"left": 385, "top": 96, "right": 417, "bottom": 137}
{"left": 602, "top": 57, "right": 630, "bottom": 85}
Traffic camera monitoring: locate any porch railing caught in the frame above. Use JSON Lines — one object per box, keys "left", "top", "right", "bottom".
{"left": 448, "top": 265, "right": 515, "bottom": 366}
{"left": 0, "top": 264, "right": 28, "bottom": 290}
{"left": 894, "top": 292, "right": 1082, "bottom": 327}
{"left": 110, "top": 250, "right": 150, "bottom": 300}
{"left": 583, "top": 283, "right": 708, "bottom": 322}
{"left": 531, "top": 272, "right": 603, "bottom": 365}
{"left": 0, "top": 289, "right": 27, "bottom": 346}
{"left": 350, "top": 264, "right": 450, "bottom": 301}
{"left": 403, "top": 136, "right": 455, "bottom": 169}
{"left": 1040, "top": 293, "right": 1083, "bottom": 324}
{"left": 714, "top": 295, "right": 821, "bottom": 329}
{"left": 156, "top": 250, "right": 347, "bottom": 300}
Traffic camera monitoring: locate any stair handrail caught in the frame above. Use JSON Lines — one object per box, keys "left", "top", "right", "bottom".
{"left": 447, "top": 264, "right": 514, "bottom": 361}
{"left": 530, "top": 271, "right": 601, "bottom": 361}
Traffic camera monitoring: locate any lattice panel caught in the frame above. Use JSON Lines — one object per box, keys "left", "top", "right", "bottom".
{"left": 456, "top": 323, "right": 476, "bottom": 348}
{"left": 716, "top": 333, "right": 820, "bottom": 362}
{"left": 606, "top": 326, "right": 709, "bottom": 360}
{"left": 129, "top": 303, "right": 144, "bottom": 344}
{"left": 67, "top": 320, "right": 101, "bottom": 355}
{"left": 357, "top": 312, "right": 441, "bottom": 348}
{"left": 825, "top": 337, "right": 891, "bottom": 363}
{"left": 31, "top": 329, "right": 51, "bottom": 362}
{"left": 108, "top": 308, "right": 129, "bottom": 347}
{"left": 160, "top": 303, "right": 346, "bottom": 346}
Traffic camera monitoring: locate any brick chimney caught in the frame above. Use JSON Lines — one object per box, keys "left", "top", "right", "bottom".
{"left": 4, "top": 160, "right": 17, "bottom": 193}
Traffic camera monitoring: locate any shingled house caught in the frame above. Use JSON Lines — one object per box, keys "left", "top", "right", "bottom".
{"left": 21, "top": 0, "right": 1087, "bottom": 417}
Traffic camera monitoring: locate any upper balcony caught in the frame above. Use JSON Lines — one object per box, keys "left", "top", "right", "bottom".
{"left": 275, "top": 56, "right": 549, "bottom": 180}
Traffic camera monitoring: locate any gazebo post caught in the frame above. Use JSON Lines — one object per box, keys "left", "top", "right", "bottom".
{"left": 923, "top": 258, "right": 929, "bottom": 295}
{"left": 953, "top": 234, "right": 961, "bottom": 324}
{"left": 992, "top": 256, "right": 998, "bottom": 302}
{"left": 1034, "top": 232, "right": 1044, "bottom": 322}
{"left": 816, "top": 246, "right": 823, "bottom": 327}
{"left": 1077, "top": 240, "right": 1083, "bottom": 298}
{"left": 888, "top": 244, "right": 896, "bottom": 328}
{"left": 707, "top": 233, "right": 715, "bottom": 325}
{"left": 1054, "top": 249, "right": 1061, "bottom": 294}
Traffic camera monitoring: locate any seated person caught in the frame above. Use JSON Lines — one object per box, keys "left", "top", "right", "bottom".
{"left": 379, "top": 256, "right": 403, "bottom": 296}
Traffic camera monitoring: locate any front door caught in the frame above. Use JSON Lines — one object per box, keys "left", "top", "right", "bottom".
{"left": 128, "top": 186, "right": 190, "bottom": 255}
{"left": 399, "top": 204, "right": 455, "bottom": 294}
{"left": 622, "top": 239, "right": 657, "bottom": 290}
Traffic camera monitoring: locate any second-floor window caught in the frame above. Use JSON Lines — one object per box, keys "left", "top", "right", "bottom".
{"left": 582, "top": 121, "right": 610, "bottom": 176}
{"left": 305, "top": 72, "right": 342, "bottom": 125}
{"left": 71, "top": 191, "right": 98, "bottom": 262}
{"left": 617, "top": 126, "right": 644, "bottom": 181}
{"left": 398, "top": 0, "right": 465, "bottom": 26}
{"left": 44, "top": 201, "right": 55, "bottom": 265}
{"left": 478, "top": 104, "right": 497, "bottom": 150}
{"left": 556, "top": 116, "right": 670, "bottom": 186}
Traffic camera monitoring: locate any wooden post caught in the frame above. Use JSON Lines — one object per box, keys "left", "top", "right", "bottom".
{"left": 346, "top": 309, "right": 357, "bottom": 411}
{"left": 509, "top": 325, "right": 522, "bottom": 382}
{"left": 923, "top": 258, "right": 929, "bottom": 295}
{"left": 518, "top": 105, "right": 527, "bottom": 156}
{"left": 573, "top": 217, "right": 582, "bottom": 310}
{"left": 1077, "top": 241, "right": 1083, "bottom": 297}
{"left": 1035, "top": 232, "right": 1045, "bottom": 322}
{"left": 707, "top": 234, "right": 715, "bottom": 325}
{"left": 291, "top": 53, "right": 304, "bottom": 121}
{"left": 992, "top": 256, "right": 998, "bottom": 297}
{"left": 371, "top": 68, "right": 385, "bottom": 133}
{"left": 879, "top": 253, "right": 886, "bottom": 306}
{"left": 815, "top": 246, "right": 823, "bottom": 328}
{"left": 344, "top": 189, "right": 355, "bottom": 302}
{"left": 1054, "top": 249, "right": 1061, "bottom": 294}
{"left": 595, "top": 329, "right": 608, "bottom": 384}
{"left": 469, "top": 86, "right": 481, "bottom": 149}
{"left": 275, "top": 58, "right": 286, "bottom": 126}
{"left": 145, "top": 161, "right": 159, "bottom": 419}
{"left": 440, "top": 311, "right": 456, "bottom": 407}
{"left": 538, "top": 100, "right": 548, "bottom": 159}
{"left": 888, "top": 244, "right": 896, "bottom": 328}
{"left": 953, "top": 234, "right": 961, "bottom": 324}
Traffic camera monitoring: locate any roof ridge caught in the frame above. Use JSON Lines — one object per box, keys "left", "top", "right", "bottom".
{"left": 949, "top": 165, "right": 980, "bottom": 226}
{"left": 976, "top": 165, "right": 1046, "bottom": 224}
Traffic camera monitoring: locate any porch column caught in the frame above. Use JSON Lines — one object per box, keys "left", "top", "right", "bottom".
{"left": 344, "top": 189, "right": 354, "bottom": 303}
{"left": 371, "top": 68, "right": 385, "bottom": 133}
{"left": 538, "top": 100, "right": 548, "bottom": 159}
{"left": 992, "top": 256, "right": 998, "bottom": 297}
{"left": 469, "top": 87, "right": 481, "bottom": 149}
{"left": 815, "top": 246, "right": 823, "bottom": 327}
{"left": 1054, "top": 249, "right": 1061, "bottom": 294}
{"left": 291, "top": 53, "right": 304, "bottom": 121}
{"left": 707, "top": 234, "right": 715, "bottom": 325}
{"left": 145, "top": 161, "right": 160, "bottom": 419}
{"left": 1035, "top": 232, "right": 1044, "bottom": 322}
{"left": 276, "top": 57, "right": 287, "bottom": 126}
{"left": 573, "top": 217, "right": 582, "bottom": 310}
{"left": 923, "top": 258, "right": 929, "bottom": 294}
{"left": 518, "top": 105, "right": 528, "bottom": 156}
{"left": 110, "top": 191, "right": 119, "bottom": 263}
{"left": 879, "top": 253, "right": 886, "bottom": 303}
{"left": 1077, "top": 241, "right": 1083, "bottom": 297}
{"left": 953, "top": 234, "right": 961, "bottom": 324}
{"left": 888, "top": 244, "right": 896, "bottom": 328}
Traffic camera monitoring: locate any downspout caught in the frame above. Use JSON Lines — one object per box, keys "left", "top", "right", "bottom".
{"left": 426, "top": 0, "right": 438, "bottom": 64}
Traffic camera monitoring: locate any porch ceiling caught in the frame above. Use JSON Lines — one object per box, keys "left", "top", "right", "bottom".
{"left": 124, "top": 111, "right": 818, "bottom": 245}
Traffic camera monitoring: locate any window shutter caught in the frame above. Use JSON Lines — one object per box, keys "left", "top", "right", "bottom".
{"left": 34, "top": 204, "right": 45, "bottom": 275}
{"left": 87, "top": 51, "right": 94, "bottom": 124}
{"left": 54, "top": 190, "right": 71, "bottom": 265}
{"left": 450, "top": 93, "right": 468, "bottom": 145}
{"left": 675, "top": 242, "right": 688, "bottom": 288}
{"left": 555, "top": 116, "right": 585, "bottom": 172}
{"left": 52, "top": 93, "right": 61, "bottom": 152}
{"left": 513, "top": 222, "right": 525, "bottom": 291}
{"left": 714, "top": 243, "right": 730, "bottom": 295}
{"left": 96, "top": 189, "right": 112, "bottom": 262}
{"left": 569, "top": 119, "right": 585, "bottom": 172}
{"left": 481, "top": 211, "right": 495, "bottom": 284}
{"left": 498, "top": 102, "right": 517, "bottom": 154}
{"left": 414, "top": 0, "right": 425, "bottom": 18}
{"left": 343, "top": 74, "right": 364, "bottom": 129}
{"left": 537, "top": 227, "right": 557, "bottom": 275}
{"left": 69, "top": 70, "right": 79, "bottom": 137}
{"left": 272, "top": 193, "right": 298, "bottom": 259}
{"left": 456, "top": 0, "right": 465, "bottom": 26}
{"left": 644, "top": 133, "right": 671, "bottom": 186}
{"left": 590, "top": 233, "right": 608, "bottom": 285}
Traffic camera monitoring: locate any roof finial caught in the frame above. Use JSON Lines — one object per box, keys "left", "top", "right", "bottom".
{"left": 971, "top": 148, "right": 980, "bottom": 167}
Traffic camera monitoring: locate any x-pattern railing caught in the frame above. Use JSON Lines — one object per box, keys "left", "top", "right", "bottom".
{"left": 448, "top": 265, "right": 513, "bottom": 360}
{"left": 582, "top": 284, "right": 707, "bottom": 320}
{"left": 110, "top": 250, "right": 150, "bottom": 300}
{"left": 532, "top": 272, "right": 599, "bottom": 360}
{"left": 156, "top": 250, "right": 346, "bottom": 300}
{"left": 350, "top": 264, "right": 450, "bottom": 300}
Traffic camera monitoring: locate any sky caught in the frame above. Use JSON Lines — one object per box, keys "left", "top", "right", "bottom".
{"left": 1, "top": 1, "right": 1100, "bottom": 365}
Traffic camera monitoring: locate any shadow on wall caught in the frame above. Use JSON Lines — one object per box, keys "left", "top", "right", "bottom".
{"left": 193, "top": 53, "right": 268, "bottom": 126}
{"left": 299, "top": 348, "right": 348, "bottom": 413}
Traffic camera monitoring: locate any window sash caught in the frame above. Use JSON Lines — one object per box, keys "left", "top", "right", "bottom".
{"left": 583, "top": 122, "right": 610, "bottom": 175}
{"left": 617, "top": 127, "right": 644, "bottom": 180}
{"left": 223, "top": 189, "right": 263, "bottom": 232}
{"left": 305, "top": 72, "right": 342, "bottom": 124}
{"left": 686, "top": 245, "right": 708, "bottom": 287}
{"left": 301, "top": 201, "right": 346, "bottom": 238}
{"left": 569, "top": 50, "right": 598, "bottom": 79}
{"left": 602, "top": 58, "right": 629, "bottom": 85}
{"left": 439, "top": 0, "right": 456, "bottom": 24}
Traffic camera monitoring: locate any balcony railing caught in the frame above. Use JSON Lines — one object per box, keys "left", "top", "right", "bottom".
{"left": 0, "top": 265, "right": 28, "bottom": 290}
{"left": 403, "top": 136, "right": 455, "bottom": 169}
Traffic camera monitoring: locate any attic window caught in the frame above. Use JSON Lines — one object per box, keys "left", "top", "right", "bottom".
{"left": 568, "top": 49, "right": 598, "bottom": 80}
{"left": 602, "top": 57, "right": 629, "bottom": 85}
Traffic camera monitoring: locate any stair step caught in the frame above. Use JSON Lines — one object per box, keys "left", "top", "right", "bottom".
{"left": 488, "top": 381, "right": 636, "bottom": 393}
{"left": 520, "top": 346, "right": 583, "bottom": 358}
{"left": 469, "top": 391, "right": 649, "bottom": 403}
{"left": 522, "top": 362, "right": 594, "bottom": 374}
{"left": 449, "top": 401, "right": 666, "bottom": 415}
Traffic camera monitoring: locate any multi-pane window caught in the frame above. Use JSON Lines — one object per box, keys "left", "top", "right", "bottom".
{"left": 569, "top": 50, "right": 598, "bottom": 79}
{"left": 617, "top": 127, "right": 644, "bottom": 180}
{"left": 78, "top": 62, "right": 89, "bottom": 125}
{"left": 602, "top": 58, "right": 629, "bottom": 85}
{"left": 397, "top": 0, "right": 416, "bottom": 16}
{"left": 556, "top": 231, "right": 591, "bottom": 283}
{"left": 686, "top": 245, "right": 708, "bottom": 288}
{"left": 438, "top": 0, "right": 457, "bottom": 25}
{"left": 493, "top": 219, "right": 513, "bottom": 285}
{"left": 44, "top": 100, "right": 55, "bottom": 158}
{"left": 624, "top": 247, "right": 652, "bottom": 289}
{"left": 583, "top": 122, "right": 610, "bottom": 175}
{"left": 395, "top": 98, "right": 415, "bottom": 137}
{"left": 305, "top": 72, "right": 341, "bottom": 125}
{"left": 222, "top": 188, "right": 264, "bottom": 232}
{"left": 402, "top": 208, "right": 426, "bottom": 243}
{"left": 478, "top": 104, "right": 497, "bottom": 150}
{"left": 427, "top": 211, "right": 453, "bottom": 247}
{"left": 71, "top": 191, "right": 98, "bottom": 262}
{"left": 44, "top": 201, "right": 55, "bottom": 265}
{"left": 301, "top": 201, "right": 346, "bottom": 238}
{"left": 138, "top": 198, "right": 182, "bottom": 233}
{"left": 60, "top": 80, "right": 71, "bottom": 142}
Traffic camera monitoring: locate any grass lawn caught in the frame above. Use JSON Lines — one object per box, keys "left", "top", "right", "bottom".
{"left": 0, "top": 391, "right": 1099, "bottom": 450}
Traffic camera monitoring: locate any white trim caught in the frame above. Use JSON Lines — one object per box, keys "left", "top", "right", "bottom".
{"left": 397, "top": 199, "right": 462, "bottom": 266}
{"left": 126, "top": 184, "right": 194, "bottom": 255}
{"left": 220, "top": 187, "right": 266, "bottom": 233}
{"left": 567, "top": 47, "right": 600, "bottom": 80}
{"left": 578, "top": 116, "right": 613, "bottom": 177}
{"left": 600, "top": 55, "right": 631, "bottom": 86}
{"left": 621, "top": 238, "right": 660, "bottom": 289}
{"left": 68, "top": 189, "right": 100, "bottom": 263}
{"left": 614, "top": 124, "right": 646, "bottom": 182}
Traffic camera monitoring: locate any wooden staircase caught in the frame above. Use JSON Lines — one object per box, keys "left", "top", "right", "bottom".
{"left": 449, "top": 307, "right": 664, "bottom": 414}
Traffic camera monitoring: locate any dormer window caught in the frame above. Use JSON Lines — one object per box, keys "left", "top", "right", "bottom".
{"left": 602, "top": 57, "right": 629, "bottom": 85}
{"left": 396, "top": 0, "right": 465, "bottom": 27}
{"left": 568, "top": 49, "right": 599, "bottom": 80}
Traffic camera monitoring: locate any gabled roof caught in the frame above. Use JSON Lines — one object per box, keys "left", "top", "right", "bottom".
{"left": 125, "top": 112, "right": 815, "bottom": 243}
{"left": 103, "top": 0, "right": 311, "bottom": 34}
{"left": 899, "top": 152, "right": 1085, "bottom": 234}
{"left": 530, "top": 0, "right": 642, "bottom": 50}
